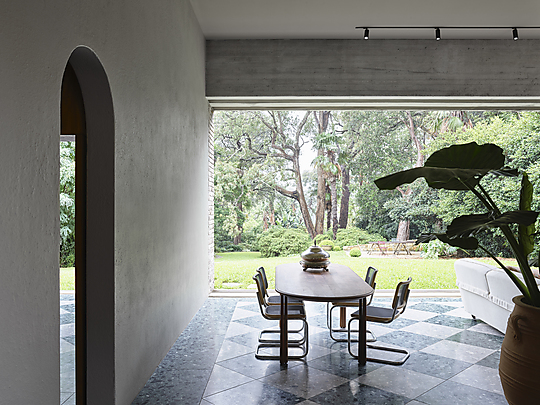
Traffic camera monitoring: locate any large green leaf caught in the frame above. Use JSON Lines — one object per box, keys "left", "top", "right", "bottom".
{"left": 417, "top": 233, "right": 479, "bottom": 250}
{"left": 424, "top": 142, "right": 505, "bottom": 170}
{"left": 445, "top": 211, "right": 539, "bottom": 238}
{"left": 519, "top": 173, "right": 535, "bottom": 257}
{"left": 375, "top": 167, "right": 490, "bottom": 190}
{"left": 375, "top": 142, "right": 508, "bottom": 191}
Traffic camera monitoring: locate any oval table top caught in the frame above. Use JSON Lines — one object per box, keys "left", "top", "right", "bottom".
{"left": 275, "top": 262, "right": 373, "bottom": 302}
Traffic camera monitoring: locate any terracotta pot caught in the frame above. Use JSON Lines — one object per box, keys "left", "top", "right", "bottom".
{"left": 499, "top": 295, "right": 540, "bottom": 404}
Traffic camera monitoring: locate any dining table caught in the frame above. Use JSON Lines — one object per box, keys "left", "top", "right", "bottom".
{"left": 275, "top": 262, "right": 374, "bottom": 365}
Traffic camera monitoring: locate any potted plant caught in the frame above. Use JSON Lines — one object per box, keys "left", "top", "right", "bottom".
{"left": 374, "top": 142, "right": 540, "bottom": 405}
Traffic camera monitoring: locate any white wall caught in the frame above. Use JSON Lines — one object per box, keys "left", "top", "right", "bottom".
{"left": 0, "top": 1, "right": 208, "bottom": 404}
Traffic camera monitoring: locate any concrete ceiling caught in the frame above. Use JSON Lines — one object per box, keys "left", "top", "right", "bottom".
{"left": 190, "top": 0, "right": 540, "bottom": 39}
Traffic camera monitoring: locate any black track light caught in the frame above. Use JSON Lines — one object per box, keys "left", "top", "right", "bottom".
{"left": 355, "top": 26, "right": 536, "bottom": 41}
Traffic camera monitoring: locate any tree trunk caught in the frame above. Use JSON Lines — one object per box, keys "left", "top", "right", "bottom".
{"left": 275, "top": 155, "right": 316, "bottom": 238}
{"left": 233, "top": 200, "right": 243, "bottom": 245}
{"left": 338, "top": 166, "right": 350, "bottom": 228}
{"left": 314, "top": 111, "right": 330, "bottom": 236}
{"left": 396, "top": 220, "right": 410, "bottom": 241}
{"left": 315, "top": 151, "right": 326, "bottom": 235}
{"left": 329, "top": 176, "right": 339, "bottom": 239}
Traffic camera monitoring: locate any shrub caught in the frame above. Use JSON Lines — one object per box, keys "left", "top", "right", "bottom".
{"left": 314, "top": 232, "right": 333, "bottom": 245}
{"left": 333, "top": 245, "right": 342, "bottom": 251}
{"left": 420, "top": 239, "right": 458, "bottom": 260}
{"left": 258, "top": 226, "right": 311, "bottom": 258}
{"left": 335, "top": 227, "right": 385, "bottom": 247}
{"left": 319, "top": 239, "right": 335, "bottom": 247}
{"left": 349, "top": 247, "right": 362, "bottom": 257}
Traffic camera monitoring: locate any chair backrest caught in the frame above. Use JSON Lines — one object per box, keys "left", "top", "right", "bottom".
{"left": 257, "top": 267, "right": 269, "bottom": 295}
{"left": 252, "top": 272, "right": 268, "bottom": 312}
{"left": 365, "top": 266, "right": 378, "bottom": 289}
{"left": 365, "top": 266, "right": 378, "bottom": 305}
{"left": 391, "top": 277, "right": 412, "bottom": 317}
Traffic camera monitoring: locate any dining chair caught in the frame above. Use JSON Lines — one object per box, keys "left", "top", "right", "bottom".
{"left": 252, "top": 272, "right": 309, "bottom": 360}
{"left": 256, "top": 267, "right": 304, "bottom": 306}
{"left": 348, "top": 277, "right": 412, "bottom": 365}
{"left": 327, "top": 266, "right": 378, "bottom": 342}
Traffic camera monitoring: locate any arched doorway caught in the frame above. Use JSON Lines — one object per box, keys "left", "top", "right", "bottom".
{"left": 61, "top": 47, "right": 115, "bottom": 405}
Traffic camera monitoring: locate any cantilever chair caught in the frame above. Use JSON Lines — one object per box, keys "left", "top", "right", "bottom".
{"left": 256, "top": 266, "right": 304, "bottom": 306}
{"left": 252, "top": 272, "right": 309, "bottom": 360}
{"left": 327, "top": 266, "right": 378, "bottom": 342}
{"left": 348, "top": 277, "right": 412, "bottom": 365}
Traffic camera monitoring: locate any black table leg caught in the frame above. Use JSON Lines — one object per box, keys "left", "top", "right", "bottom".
{"left": 358, "top": 297, "right": 367, "bottom": 365}
{"left": 280, "top": 294, "right": 288, "bottom": 364}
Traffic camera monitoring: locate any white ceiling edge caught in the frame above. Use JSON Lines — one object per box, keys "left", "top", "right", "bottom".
{"left": 208, "top": 96, "right": 540, "bottom": 110}
{"left": 191, "top": 0, "right": 540, "bottom": 39}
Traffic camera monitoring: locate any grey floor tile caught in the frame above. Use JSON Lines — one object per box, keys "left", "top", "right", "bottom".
{"left": 61, "top": 393, "right": 76, "bottom": 405}
{"left": 203, "top": 364, "right": 254, "bottom": 397}
{"left": 204, "top": 380, "right": 305, "bottom": 405}
{"left": 446, "top": 329, "right": 504, "bottom": 350}
{"left": 309, "top": 379, "right": 411, "bottom": 404}
{"left": 226, "top": 331, "right": 262, "bottom": 349}
{"left": 231, "top": 307, "right": 260, "bottom": 321}
{"left": 357, "top": 365, "right": 444, "bottom": 399}
{"left": 476, "top": 351, "right": 501, "bottom": 369}
{"left": 224, "top": 321, "right": 260, "bottom": 338}
{"left": 425, "top": 315, "right": 480, "bottom": 329}
{"left": 409, "top": 303, "right": 456, "bottom": 314}
{"left": 402, "top": 351, "right": 472, "bottom": 379}
{"left": 60, "top": 393, "right": 74, "bottom": 405}
{"left": 262, "top": 363, "right": 349, "bottom": 398}
{"left": 416, "top": 380, "right": 508, "bottom": 405}
{"left": 216, "top": 340, "right": 254, "bottom": 362}
{"left": 450, "top": 364, "right": 504, "bottom": 395}
{"left": 307, "top": 350, "right": 383, "bottom": 380}
{"left": 376, "top": 330, "right": 441, "bottom": 351}
{"left": 468, "top": 322, "right": 505, "bottom": 336}
{"left": 218, "top": 352, "right": 294, "bottom": 379}
{"left": 131, "top": 367, "right": 211, "bottom": 405}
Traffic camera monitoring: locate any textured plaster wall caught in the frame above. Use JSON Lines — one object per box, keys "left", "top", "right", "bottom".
{"left": 0, "top": 1, "right": 208, "bottom": 404}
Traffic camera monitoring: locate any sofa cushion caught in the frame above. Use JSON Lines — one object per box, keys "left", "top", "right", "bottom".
{"left": 485, "top": 268, "right": 522, "bottom": 310}
{"left": 454, "top": 258, "right": 497, "bottom": 298}
{"left": 487, "top": 267, "right": 540, "bottom": 310}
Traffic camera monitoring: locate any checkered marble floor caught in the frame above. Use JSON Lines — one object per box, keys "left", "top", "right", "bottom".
{"left": 60, "top": 293, "right": 76, "bottom": 405}
{"left": 132, "top": 296, "right": 509, "bottom": 404}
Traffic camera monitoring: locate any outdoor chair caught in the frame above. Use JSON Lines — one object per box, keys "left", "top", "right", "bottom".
{"left": 327, "top": 266, "right": 378, "bottom": 342}
{"left": 252, "top": 272, "right": 309, "bottom": 360}
{"left": 348, "top": 276, "right": 412, "bottom": 365}
{"left": 256, "top": 266, "right": 304, "bottom": 306}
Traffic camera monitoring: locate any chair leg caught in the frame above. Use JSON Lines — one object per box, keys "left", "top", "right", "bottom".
{"left": 258, "top": 319, "right": 306, "bottom": 344}
{"left": 348, "top": 318, "right": 409, "bottom": 365}
{"left": 329, "top": 305, "right": 376, "bottom": 343}
{"left": 256, "top": 319, "right": 309, "bottom": 360}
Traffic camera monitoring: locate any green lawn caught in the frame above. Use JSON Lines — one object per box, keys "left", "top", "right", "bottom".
{"left": 215, "top": 251, "right": 464, "bottom": 290}
{"left": 60, "top": 253, "right": 515, "bottom": 291}
{"left": 60, "top": 267, "right": 75, "bottom": 290}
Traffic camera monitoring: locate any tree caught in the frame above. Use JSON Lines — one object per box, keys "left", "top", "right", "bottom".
{"left": 213, "top": 111, "right": 318, "bottom": 238}
{"left": 312, "top": 130, "right": 342, "bottom": 238}
{"left": 60, "top": 141, "right": 75, "bottom": 266}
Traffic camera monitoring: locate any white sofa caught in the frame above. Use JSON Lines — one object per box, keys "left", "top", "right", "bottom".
{"left": 454, "top": 258, "right": 540, "bottom": 333}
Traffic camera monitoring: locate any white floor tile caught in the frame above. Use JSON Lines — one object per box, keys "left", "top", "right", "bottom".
{"left": 421, "top": 340, "right": 494, "bottom": 363}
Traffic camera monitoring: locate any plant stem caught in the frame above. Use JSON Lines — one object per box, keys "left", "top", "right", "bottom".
{"left": 479, "top": 245, "right": 530, "bottom": 302}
